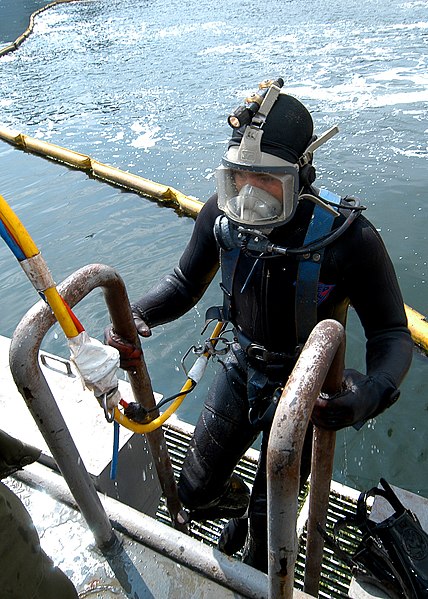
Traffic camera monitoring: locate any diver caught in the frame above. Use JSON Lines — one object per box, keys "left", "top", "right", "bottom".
{"left": 107, "top": 78, "right": 413, "bottom": 572}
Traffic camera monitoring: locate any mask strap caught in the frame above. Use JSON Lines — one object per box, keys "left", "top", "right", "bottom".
{"left": 299, "top": 125, "right": 340, "bottom": 167}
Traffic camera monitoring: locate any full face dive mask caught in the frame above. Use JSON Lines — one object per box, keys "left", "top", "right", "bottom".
{"left": 216, "top": 79, "right": 339, "bottom": 232}
{"left": 216, "top": 157, "right": 300, "bottom": 228}
{"left": 216, "top": 79, "right": 302, "bottom": 229}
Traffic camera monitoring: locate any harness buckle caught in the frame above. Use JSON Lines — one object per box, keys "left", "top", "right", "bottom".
{"left": 246, "top": 343, "right": 269, "bottom": 362}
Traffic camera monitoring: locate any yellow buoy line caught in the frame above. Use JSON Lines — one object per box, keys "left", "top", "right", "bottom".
{"left": 0, "top": 0, "right": 83, "bottom": 58}
{"left": 404, "top": 305, "right": 428, "bottom": 355}
{"left": 0, "top": 125, "right": 427, "bottom": 354}
{"left": 0, "top": 126, "right": 203, "bottom": 218}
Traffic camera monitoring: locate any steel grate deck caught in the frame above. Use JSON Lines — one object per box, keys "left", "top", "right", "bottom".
{"left": 158, "top": 423, "right": 358, "bottom": 598}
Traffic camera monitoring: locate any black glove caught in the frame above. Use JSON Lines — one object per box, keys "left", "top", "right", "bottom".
{"left": 312, "top": 369, "right": 400, "bottom": 431}
{"left": 130, "top": 306, "right": 152, "bottom": 338}
{"left": 104, "top": 326, "right": 142, "bottom": 370}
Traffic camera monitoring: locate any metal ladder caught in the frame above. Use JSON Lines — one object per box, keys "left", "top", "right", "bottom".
{"left": 9, "top": 262, "right": 345, "bottom": 598}
{"left": 267, "top": 318, "right": 345, "bottom": 598}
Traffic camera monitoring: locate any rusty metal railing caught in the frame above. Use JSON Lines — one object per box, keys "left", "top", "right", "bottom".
{"left": 9, "top": 263, "right": 185, "bottom": 545}
{"left": 267, "top": 319, "right": 345, "bottom": 598}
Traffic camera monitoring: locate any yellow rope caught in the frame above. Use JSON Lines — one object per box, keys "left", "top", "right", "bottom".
{"left": 43, "top": 287, "right": 80, "bottom": 338}
{"left": 0, "top": 194, "right": 39, "bottom": 257}
{"left": 405, "top": 305, "right": 428, "bottom": 354}
{"left": 113, "top": 321, "right": 225, "bottom": 433}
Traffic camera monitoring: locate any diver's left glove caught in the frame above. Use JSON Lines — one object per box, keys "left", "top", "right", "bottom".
{"left": 130, "top": 303, "right": 152, "bottom": 338}
{"left": 311, "top": 368, "right": 400, "bottom": 431}
{"left": 104, "top": 326, "right": 142, "bottom": 371}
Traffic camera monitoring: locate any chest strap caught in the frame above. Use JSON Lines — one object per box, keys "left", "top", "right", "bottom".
{"left": 206, "top": 247, "right": 239, "bottom": 324}
{"left": 206, "top": 188, "right": 342, "bottom": 353}
{"left": 295, "top": 187, "right": 341, "bottom": 346}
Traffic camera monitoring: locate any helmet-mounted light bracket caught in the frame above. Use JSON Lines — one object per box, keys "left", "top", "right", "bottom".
{"left": 237, "top": 82, "right": 283, "bottom": 166}
{"left": 251, "top": 81, "right": 283, "bottom": 127}
{"left": 299, "top": 124, "right": 340, "bottom": 167}
{"left": 227, "top": 77, "right": 284, "bottom": 129}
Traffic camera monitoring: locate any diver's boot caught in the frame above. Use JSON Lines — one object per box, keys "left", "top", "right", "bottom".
{"left": 241, "top": 514, "right": 268, "bottom": 573}
{"left": 218, "top": 517, "right": 248, "bottom": 555}
{"left": 188, "top": 474, "right": 250, "bottom": 522}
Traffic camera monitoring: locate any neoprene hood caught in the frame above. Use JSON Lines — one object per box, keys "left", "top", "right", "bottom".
{"left": 228, "top": 93, "right": 314, "bottom": 164}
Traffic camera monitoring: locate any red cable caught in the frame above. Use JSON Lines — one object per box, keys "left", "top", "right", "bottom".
{"left": 62, "top": 298, "right": 85, "bottom": 334}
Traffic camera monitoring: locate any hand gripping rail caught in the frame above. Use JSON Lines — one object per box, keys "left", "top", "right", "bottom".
{"left": 267, "top": 319, "right": 345, "bottom": 598}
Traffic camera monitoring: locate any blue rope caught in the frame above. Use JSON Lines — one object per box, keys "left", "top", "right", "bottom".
{"left": 110, "top": 420, "right": 120, "bottom": 480}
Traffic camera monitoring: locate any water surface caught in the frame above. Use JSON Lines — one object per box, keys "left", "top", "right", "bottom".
{"left": 0, "top": 0, "right": 426, "bottom": 495}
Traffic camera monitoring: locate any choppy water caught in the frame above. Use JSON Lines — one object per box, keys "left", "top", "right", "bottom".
{"left": 0, "top": 0, "right": 427, "bottom": 496}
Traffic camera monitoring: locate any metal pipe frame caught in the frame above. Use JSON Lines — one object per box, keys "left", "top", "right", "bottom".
{"left": 16, "top": 461, "right": 270, "bottom": 599}
{"left": 9, "top": 263, "right": 184, "bottom": 548}
{"left": 303, "top": 335, "right": 345, "bottom": 596}
{"left": 267, "top": 319, "right": 345, "bottom": 598}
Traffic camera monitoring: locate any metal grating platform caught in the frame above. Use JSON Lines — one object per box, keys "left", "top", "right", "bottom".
{"left": 158, "top": 422, "right": 359, "bottom": 598}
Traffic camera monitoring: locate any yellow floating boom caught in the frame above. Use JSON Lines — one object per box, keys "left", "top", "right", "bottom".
{"left": 0, "top": 126, "right": 203, "bottom": 218}
{"left": 0, "top": 125, "right": 426, "bottom": 355}
{"left": 405, "top": 305, "right": 428, "bottom": 355}
{"left": 0, "top": 1, "right": 83, "bottom": 58}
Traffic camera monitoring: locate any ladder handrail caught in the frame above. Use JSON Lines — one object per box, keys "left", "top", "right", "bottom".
{"left": 267, "top": 319, "right": 345, "bottom": 598}
{"left": 9, "top": 263, "right": 184, "bottom": 539}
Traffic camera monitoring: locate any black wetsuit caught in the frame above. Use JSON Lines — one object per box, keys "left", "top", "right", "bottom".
{"left": 133, "top": 191, "right": 413, "bottom": 570}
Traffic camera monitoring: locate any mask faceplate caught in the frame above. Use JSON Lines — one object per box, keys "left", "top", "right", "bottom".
{"left": 216, "top": 161, "right": 299, "bottom": 228}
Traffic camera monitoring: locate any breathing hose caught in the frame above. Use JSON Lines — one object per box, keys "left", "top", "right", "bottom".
{"left": 113, "top": 321, "right": 225, "bottom": 433}
{"left": 0, "top": 193, "right": 83, "bottom": 338}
